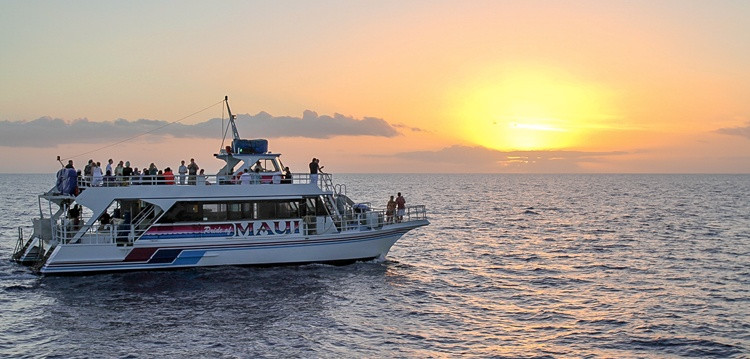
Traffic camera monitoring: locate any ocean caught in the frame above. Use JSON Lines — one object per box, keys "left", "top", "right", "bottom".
{"left": 1, "top": 173, "right": 748, "bottom": 358}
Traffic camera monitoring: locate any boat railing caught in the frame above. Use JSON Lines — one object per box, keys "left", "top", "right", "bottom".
{"left": 328, "top": 204, "right": 428, "bottom": 233}
{"left": 52, "top": 218, "right": 142, "bottom": 245}
{"left": 75, "top": 173, "right": 326, "bottom": 188}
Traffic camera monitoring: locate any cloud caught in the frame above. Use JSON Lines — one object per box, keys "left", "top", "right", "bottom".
{"left": 716, "top": 121, "right": 750, "bottom": 139}
{"left": 391, "top": 145, "right": 627, "bottom": 172}
{"left": 391, "top": 123, "right": 427, "bottom": 133}
{"left": 0, "top": 111, "right": 400, "bottom": 147}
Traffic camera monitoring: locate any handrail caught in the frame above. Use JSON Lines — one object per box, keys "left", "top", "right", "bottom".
{"left": 75, "top": 173, "right": 323, "bottom": 188}
{"left": 49, "top": 203, "right": 427, "bottom": 245}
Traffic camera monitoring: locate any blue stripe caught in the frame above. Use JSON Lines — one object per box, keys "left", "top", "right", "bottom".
{"left": 172, "top": 250, "right": 206, "bottom": 265}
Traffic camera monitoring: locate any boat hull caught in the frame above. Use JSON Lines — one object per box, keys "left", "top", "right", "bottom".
{"left": 39, "top": 221, "right": 427, "bottom": 274}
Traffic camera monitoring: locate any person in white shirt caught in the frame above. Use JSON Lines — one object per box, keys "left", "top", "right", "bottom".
{"left": 178, "top": 160, "right": 187, "bottom": 185}
{"left": 240, "top": 168, "right": 251, "bottom": 185}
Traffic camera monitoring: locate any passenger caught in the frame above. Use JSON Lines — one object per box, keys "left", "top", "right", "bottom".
{"left": 149, "top": 163, "right": 158, "bottom": 185}
{"left": 254, "top": 166, "right": 263, "bottom": 184}
{"left": 178, "top": 160, "right": 187, "bottom": 185}
{"left": 68, "top": 204, "right": 81, "bottom": 230}
{"left": 164, "top": 167, "right": 175, "bottom": 185}
{"left": 131, "top": 167, "right": 140, "bottom": 185}
{"left": 157, "top": 170, "right": 165, "bottom": 185}
{"left": 187, "top": 158, "right": 199, "bottom": 185}
{"left": 92, "top": 162, "right": 103, "bottom": 186}
{"left": 63, "top": 161, "right": 78, "bottom": 195}
{"left": 98, "top": 212, "right": 111, "bottom": 231}
{"left": 83, "top": 159, "right": 94, "bottom": 186}
{"left": 198, "top": 169, "right": 209, "bottom": 185}
{"left": 240, "top": 168, "right": 251, "bottom": 185}
{"left": 282, "top": 167, "right": 292, "bottom": 184}
{"left": 253, "top": 160, "right": 264, "bottom": 172}
{"left": 395, "top": 192, "right": 406, "bottom": 223}
{"left": 309, "top": 158, "right": 323, "bottom": 187}
{"left": 123, "top": 161, "right": 133, "bottom": 177}
{"left": 386, "top": 195, "right": 396, "bottom": 224}
{"left": 103, "top": 170, "right": 115, "bottom": 186}
{"left": 106, "top": 159, "right": 113, "bottom": 177}
{"left": 55, "top": 166, "right": 66, "bottom": 194}
{"left": 117, "top": 211, "right": 131, "bottom": 243}
{"left": 115, "top": 161, "right": 124, "bottom": 181}
{"left": 272, "top": 171, "right": 281, "bottom": 184}
{"left": 142, "top": 166, "right": 150, "bottom": 185}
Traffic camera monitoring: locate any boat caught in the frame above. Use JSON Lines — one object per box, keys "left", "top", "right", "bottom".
{"left": 12, "top": 97, "right": 429, "bottom": 274}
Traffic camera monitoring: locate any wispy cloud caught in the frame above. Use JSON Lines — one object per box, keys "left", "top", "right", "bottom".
{"left": 391, "top": 123, "right": 427, "bottom": 133}
{"left": 391, "top": 145, "right": 627, "bottom": 172}
{"left": 0, "top": 111, "right": 400, "bottom": 147}
{"left": 716, "top": 121, "right": 750, "bottom": 140}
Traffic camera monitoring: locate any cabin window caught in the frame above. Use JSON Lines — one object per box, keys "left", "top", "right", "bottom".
{"left": 159, "top": 200, "right": 302, "bottom": 223}
{"left": 203, "top": 203, "right": 224, "bottom": 222}
{"left": 256, "top": 201, "right": 275, "bottom": 219}
{"left": 255, "top": 158, "right": 280, "bottom": 172}
{"left": 227, "top": 202, "right": 253, "bottom": 220}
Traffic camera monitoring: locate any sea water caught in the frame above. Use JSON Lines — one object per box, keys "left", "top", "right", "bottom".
{"left": 0, "top": 174, "right": 748, "bottom": 358}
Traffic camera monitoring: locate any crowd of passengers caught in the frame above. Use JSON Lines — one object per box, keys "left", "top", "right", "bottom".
{"left": 56, "top": 158, "right": 294, "bottom": 196}
{"left": 57, "top": 158, "right": 202, "bottom": 194}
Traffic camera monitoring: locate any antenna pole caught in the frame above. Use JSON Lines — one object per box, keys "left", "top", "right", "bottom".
{"left": 225, "top": 95, "right": 240, "bottom": 141}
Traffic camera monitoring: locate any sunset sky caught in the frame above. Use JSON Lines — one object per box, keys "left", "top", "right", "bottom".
{"left": 1, "top": 1, "right": 749, "bottom": 173}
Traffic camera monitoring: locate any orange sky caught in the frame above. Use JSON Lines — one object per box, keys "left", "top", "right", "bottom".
{"left": 1, "top": 1, "right": 749, "bottom": 173}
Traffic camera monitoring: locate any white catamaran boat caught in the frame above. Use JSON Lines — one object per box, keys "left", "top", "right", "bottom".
{"left": 12, "top": 97, "right": 428, "bottom": 275}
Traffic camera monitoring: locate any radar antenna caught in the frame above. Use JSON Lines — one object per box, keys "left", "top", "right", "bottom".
{"left": 225, "top": 95, "right": 240, "bottom": 141}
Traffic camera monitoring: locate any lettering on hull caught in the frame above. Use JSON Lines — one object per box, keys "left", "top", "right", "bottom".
{"left": 142, "top": 220, "right": 301, "bottom": 240}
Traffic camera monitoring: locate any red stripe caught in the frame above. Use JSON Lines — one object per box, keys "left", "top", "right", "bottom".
{"left": 123, "top": 247, "right": 159, "bottom": 262}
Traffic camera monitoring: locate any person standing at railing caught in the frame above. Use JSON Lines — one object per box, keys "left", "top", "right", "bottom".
{"left": 178, "top": 160, "right": 188, "bottom": 185}
{"left": 83, "top": 159, "right": 94, "bottom": 186}
{"left": 309, "top": 158, "right": 323, "bottom": 187}
{"left": 131, "top": 168, "right": 140, "bottom": 185}
{"left": 396, "top": 192, "right": 406, "bottom": 223}
{"left": 103, "top": 170, "right": 115, "bottom": 186}
{"left": 123, "top": 161, "right": 133, "bottom": 178}
{"left": 198, "top": 169, "right": 209, "bottom": 185}
{"left": 63, "top": 161, "right": 78, "bottom": 195}
{"left": 282, "top": 167, "right": 292, "bottom": 184}
{"left": 188, "top": 158, "right": 199, "bottom": 185}
{"left": 106, "top": 159, "right": 113, "bottom": 177}
{"left": 240, "top": 168, "right": 251, "bottom": 185}
{"left": 115, "top": 160, "right": 124, "bottom": 180}
{"left": 164, "top": 167, "right": 175, "bottom": 185}
{"left": 92, "top": 162, "right": 103, "bottom": 186}
{"left": 149, "top": 163, "right": 158, "bottom": 185}
{"left": 386, "top": 195, "right": 396, "bottom": 223}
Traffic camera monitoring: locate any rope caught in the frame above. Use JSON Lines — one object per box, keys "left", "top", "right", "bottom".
{"left": 60, "top": 99, "right": 225, "bottom": 161}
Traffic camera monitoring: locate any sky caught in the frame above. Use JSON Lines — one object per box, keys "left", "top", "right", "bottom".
{"left": 1, "top": 0, "right": 749, "bottom": 174}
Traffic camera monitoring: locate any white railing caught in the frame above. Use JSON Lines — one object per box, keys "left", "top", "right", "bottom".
{"left": 76, "top": 173, "right": 329, "bottom": 187}
{"left": 329, "top": 204, "right": 428, "bottom": 233}
{"left": 54, "top": 222, "right": 120, "bottom": 245}
{"left": 52, "top": 203, "right": 428, "bottom": 245}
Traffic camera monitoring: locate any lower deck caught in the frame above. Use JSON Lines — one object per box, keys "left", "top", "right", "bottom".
{"left": 39, "top": 220, "right": 427, "bottom": 274}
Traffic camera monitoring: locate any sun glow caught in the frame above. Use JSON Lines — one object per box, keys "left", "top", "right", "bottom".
{"left": 451, "top": 68, "right": 615, "bottom": 151}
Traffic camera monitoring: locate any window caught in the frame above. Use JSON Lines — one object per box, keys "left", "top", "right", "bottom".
{"left": 159, "top": 200, "right": 302, "bottom": 223}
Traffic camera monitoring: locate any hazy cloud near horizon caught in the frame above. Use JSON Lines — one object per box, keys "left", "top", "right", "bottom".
{"left": 391, "top": 145, "right": 628, "bottom": 172}
{"left": 0, "top": 111, "right": 400, "bottom": 147}
{"left": 716, "top": 121, "right": 750, "bottom": 140}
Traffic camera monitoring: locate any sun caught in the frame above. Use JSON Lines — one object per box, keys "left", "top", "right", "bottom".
{"left": 451, "top": 68, "right": 614, "bottom": 151}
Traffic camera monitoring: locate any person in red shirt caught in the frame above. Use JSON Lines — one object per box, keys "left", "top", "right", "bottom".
{"left": 395, "top": 192, "right": 406, "bottom": 223}
{"left": 163, "top": 167, "right": 175, "bottom": 185}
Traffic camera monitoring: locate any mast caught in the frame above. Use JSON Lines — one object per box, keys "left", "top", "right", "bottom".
{"left": 225, "top": 95, "right": 240, "bottom": 141}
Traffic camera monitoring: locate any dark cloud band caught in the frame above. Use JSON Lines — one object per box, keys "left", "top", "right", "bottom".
{"left": 0, "top": 111, "right": 400, "bottom": 147}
